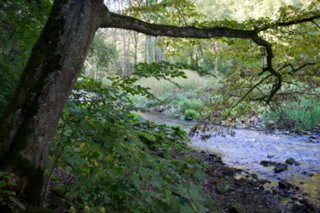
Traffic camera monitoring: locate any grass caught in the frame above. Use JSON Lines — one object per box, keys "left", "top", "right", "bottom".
{"left": 136, "top": 70, "right": 219, "bottom": 97}
{"left": 264, "top": 98, "right": 320, "bottom": 130}
{"left": 132, "top": 70, "right": 219, "bottom": 120}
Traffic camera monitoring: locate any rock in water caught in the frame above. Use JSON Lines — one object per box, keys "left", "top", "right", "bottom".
{"left": 260, "top": 160, "right": 276, "bottom": 167}
{"left": 260, "top": 160, "right": 288, "bottom": 173}
{"left": 274, "top": 163, "right": 288, "bottom": 173}
{"left": 285, "top": 157, "right": 300, "bottom": 165}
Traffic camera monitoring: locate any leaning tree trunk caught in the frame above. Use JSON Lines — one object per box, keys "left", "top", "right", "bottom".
{"left": 0, "top": 0, "right": 103, "bottom": 206}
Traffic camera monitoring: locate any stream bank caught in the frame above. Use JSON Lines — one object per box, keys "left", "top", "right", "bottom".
{"left": 196, "top": 151, "right": 318, "bottom": 213}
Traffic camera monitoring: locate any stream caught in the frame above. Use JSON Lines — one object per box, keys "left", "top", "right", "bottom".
{"left": 140, "top": 112, "right": 320, "bottom": 205}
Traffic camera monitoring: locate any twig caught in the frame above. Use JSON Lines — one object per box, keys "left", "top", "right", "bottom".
{"left": 312, "top": 20, "right": 320, "bottom": 30}
{"left": 228, "top": 74, "right": 272, "bottom": 114}
{"left": 278, "top": 62, "right": 316, "bottom": 74}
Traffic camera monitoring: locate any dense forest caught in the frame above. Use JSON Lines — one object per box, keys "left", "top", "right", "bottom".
{"left": 0, "top": 0, "right": 319, "bottom": 212}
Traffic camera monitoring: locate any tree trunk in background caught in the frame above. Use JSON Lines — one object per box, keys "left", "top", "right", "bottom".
{"left": 121, "top": 31, "right": 131, "bottom": 77}
{"left": 126, "top": 34, "right": 131, "bottom": 76}
{"left": 149, "top": 37, "right": 154, "bottom": 63}
{"left": 133, "top": 32, "right": 138, "bottom": 65}
{"left": 154, "top": 37, "right": 163, "bottom": 63}
{"left": 0, "top": 0, "right": 103, "bottom": 206}
{"left": 213, "top": 42, "right": 219, "bottom": 72}
{"left": 111, "top": 29, "right": 123, "bottom": 74}
{"left": 122, "top": 32, "right": 128, "bottom": 76}
{"left": 145, "top": 35, "right": 150, "bottom": 63}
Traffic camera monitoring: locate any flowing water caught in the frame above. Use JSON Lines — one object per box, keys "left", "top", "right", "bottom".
{"left": 140, "top": 112, "right": 320, "bottom": 180}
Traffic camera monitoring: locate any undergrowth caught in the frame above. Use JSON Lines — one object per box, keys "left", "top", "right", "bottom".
{"left": 45, "top": 78, "right": 217, "bottom": 212}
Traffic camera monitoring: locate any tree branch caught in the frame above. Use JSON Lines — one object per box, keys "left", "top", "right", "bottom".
{"left": 100, "top": 7, "right": 255, "bottom": 39}
{"left": 256, "top": 14, "right": 320, "bottom": 31}
{"left": 278, "top": 62, "right": 316, "bottom": 74}
{"left": 99, "top": 6, "right": 317, "bottom": 104}
{"left": 162, "top": 77, "right": 182, "bottom": 89}
{"left": 277, "top": 15, "right": 320, "bottom": 27}
{"left": 229, "top": 74, "right": 272, "bottom": 112}
{"left": 312, "top": 20, "right": 320, "bottom": 29}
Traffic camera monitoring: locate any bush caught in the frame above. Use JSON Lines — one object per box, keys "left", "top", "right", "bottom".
{"left": 181, "top": 98, "right": 203, "bottom": 111}
{"left": 184, "top": 109, "right": 200, "bottom": 121}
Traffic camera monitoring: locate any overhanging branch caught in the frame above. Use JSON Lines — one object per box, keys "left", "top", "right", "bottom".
{"left": 100, "top": 7, "right": 255, "bottom": 39}
{"left": 99, "top": 6, "right": 317, "bottom": 103}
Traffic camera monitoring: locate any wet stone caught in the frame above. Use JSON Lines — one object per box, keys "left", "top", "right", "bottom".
{"left": 285, "top": 157, "right": 300, "bottom": 165}
{"left": 260, "top": 160, "right": 288, "bottom": 173}
{"left": 274, "top": 163, "right": 288, "bottom": 173}
{"left": 278, "top": 181, "right": 293, "bottom": 190}
{"left": 260, "top": 160, "right": 277, "bottom": 167}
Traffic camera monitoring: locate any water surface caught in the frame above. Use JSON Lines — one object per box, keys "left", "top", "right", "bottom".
{"left": 141, "top": 112, "right": 320, "bottom": 181}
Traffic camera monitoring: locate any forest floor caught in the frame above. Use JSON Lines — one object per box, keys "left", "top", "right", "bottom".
{"left": 195, "top": 151, "right": 320, "bottom": 213}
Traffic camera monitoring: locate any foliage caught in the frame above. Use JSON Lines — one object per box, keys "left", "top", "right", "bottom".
{"left": 133, "top": 61, "right": 187, "bottom": 80}
{"left": 85, "top": 34, "right": 118, "bottom": 78}
{"left": 180, "top": 98, "right": 203, "bottom": 111}
{"left": 46, "top": 78, "right": 214, "bottom": 212}
{"left": 0, "top": 172, "right": 22, "bottom": 212}
{"left": 184, "top": 109, "right": 200, "bottom": 121}
{"left": 107, "top": 75, "right": 154, "bottom": 98}
{"left": 169, "top": 97, "right": 203, "bottom": 120}
{"left": 0, "top": 0, "right": 51, "bottom": 116}
{"left": 125, "top": 0, "right": 204, "bottom": 26}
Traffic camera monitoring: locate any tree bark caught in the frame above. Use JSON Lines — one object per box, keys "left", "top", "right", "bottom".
{"left": 0, "top": 0, "right": 104, "bottom": 206}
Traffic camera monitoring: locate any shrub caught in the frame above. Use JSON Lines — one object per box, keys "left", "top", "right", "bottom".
{"left": 184, "top": 109, "right": 200, "bottom": 121}
{"left": 181, "top": 98, "right": 203, "bottom": 111}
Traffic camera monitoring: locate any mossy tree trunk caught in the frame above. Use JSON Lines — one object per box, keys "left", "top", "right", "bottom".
{"left": 0, "top": 0, "right": 104, "bottom": 207}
